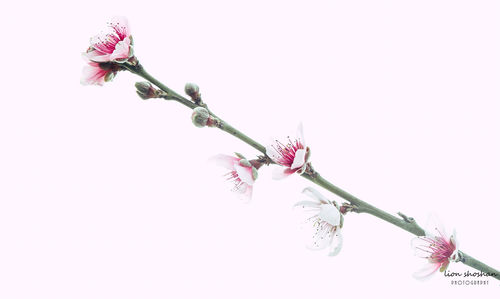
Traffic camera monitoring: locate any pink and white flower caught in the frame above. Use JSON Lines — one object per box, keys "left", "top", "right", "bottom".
{"left": 212, "top": 153, "right": 259, "bottom": 199}
{"left": 84, "top": 16, "right": 134, "bottom": 63}
{"left": 411, "top": 216, "right": 460, "bottom": 280}
{"left": 80, "top": 59, "right": 119, "bottom": 86}
{"left": 81, "top": 17, "right": 133, "bottom": 85}
{"left": 266, "top": 124, "right": 310, "bottom": 179}
{"left": 295, "top": 187, "right": 343, "bottom": 256}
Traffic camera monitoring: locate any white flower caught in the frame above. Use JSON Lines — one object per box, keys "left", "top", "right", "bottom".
{"left": 411, "top": 215, "right": 460, "bottom": 280}
{"left": 266, "top": 123, "right": 311, "bottom": 179}
{"left": 295, "top": 187, "right": 343, "bottom": 256}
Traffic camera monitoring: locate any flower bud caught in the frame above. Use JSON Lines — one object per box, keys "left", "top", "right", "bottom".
{"left": 135, "top": 81, "right": 158, "bottom": 100}
{"left": 185, "top": 83, "right": 200, "bottom": 98}
{"left": 191, "top": 107, "right": 210, "bottom": 127}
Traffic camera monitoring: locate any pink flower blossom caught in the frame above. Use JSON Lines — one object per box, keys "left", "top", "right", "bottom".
{"left": 80, "top": 59, "right": 119, "bottom": 86}
{"left": 266, "top": 124, "right": 310, "bottom": 179}
{"left": 411, "top": 216, "right": 460, "bottom": 280}
{"left": 80, "top": 17, "right": 133, "bottom": 86}
{"left": 84, "top": 16, "right": 133, "bottom": 63}
{"left": 295, "top": 187, "right": 343, "bottom": 256}
{"left": 212, "top": 154, "right": 259, "bottom": 199}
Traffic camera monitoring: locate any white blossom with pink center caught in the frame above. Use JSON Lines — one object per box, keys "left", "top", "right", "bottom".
{"left": 266, "top": 123, "right": 310, "bottom": 179}
{"left": 295, "top": 187, "right": 343, "bottom": 256}
{"left": 84, "top": 17, "right": 133, "bottom": 63}
{"left": 212, "top": 154, "right": 258, "bottom": 199}
{"left": 411, "top": 215, "right": 460, "bottom": 280}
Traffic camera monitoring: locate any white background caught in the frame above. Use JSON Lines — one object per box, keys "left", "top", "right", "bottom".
{"left": 0, "top": 0, "right": 499, "bottom": 298}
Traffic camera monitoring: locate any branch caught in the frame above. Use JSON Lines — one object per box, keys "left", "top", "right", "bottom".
{"left": 123, "top": 61, "right": 500, "bottom": 280}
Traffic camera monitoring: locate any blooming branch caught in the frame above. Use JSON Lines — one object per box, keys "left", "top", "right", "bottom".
{"left": 80, "top": 17, "right": 500, "bottom": 281}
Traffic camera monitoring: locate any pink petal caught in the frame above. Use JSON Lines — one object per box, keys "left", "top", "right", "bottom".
{"left": 80, "top": 63, "right": 106, "bottom": 86}
{"left": 110, "top": 16, "right": 131, "bottom": 37}
{"left": 109, "top": 37, "right": 131, "bottom": 61}
{"left": 234, "top": 164, "right": 254, "bottom": 185}
{"left": 86, "top": 50, "right": 112, "bottom": 63}
{"left": 272, "top": 167, "right": 296, "bottom": 180}
{"left": 210, "top": 154, "right": 239, "bottom": 170}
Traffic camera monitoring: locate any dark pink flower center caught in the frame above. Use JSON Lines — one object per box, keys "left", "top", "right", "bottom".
{"left": 91, "top": 22, "right": 128, "bottom": 55}
{"left": 417, "top": 234, "right": 456, "bottom": 265}
{"left": 272, "top": 137, "right": 304, "bottom": 167}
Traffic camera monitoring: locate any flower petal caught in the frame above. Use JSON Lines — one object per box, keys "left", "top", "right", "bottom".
{"left": 425, "top": 214, "right": 448, "bottom": 239}
{"left": 80, "top": 63, "right": 107, "bottom": 86}
{"left": 305, "top": 222, "right": 335, "bottom": 251}
{"left": 294, "top": 200, "right": 321, "bottom": 209}
{"left": 328, "top": 231, "right": 343, "bottom": 256}
{"left": 411, "top": 236, "right": 434, "bottom": 258}
{"left": 302, "top": 187, "right": 330, "bottom": 204}
{"left": 318, "top": 204, "right": 341, "bottom": 226}
{"left": 265, "top": 144, "right": 282, "bottom": 165}
{"left": 110, "top": 37, "right": 131, "bottom": 61}
{"left": 413, "top": 262, "right": 441, "bottom": 280}
{"left": 85, "top": 50, "right": 112, "bottom": 63}
{"left": 234, "top": 163, "right": 254, "bottom": 185}
{"left": 272, "top": 167, "right": 296, "bottom": 180}
{"left": 210, "top": 154, "right": 239, "bottom": 170}
{"left": 110, "top": 16, "right": 131, "bottom": 37}
{"left": 296, "top": 122, "right": 305, "bottom": 146}
{"left": 291, "top": 148, "right": 307, "bottom": 170}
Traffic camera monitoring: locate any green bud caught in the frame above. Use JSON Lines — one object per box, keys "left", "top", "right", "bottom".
{"left": 191, "top": 107, "right": 210, "bottom": 128}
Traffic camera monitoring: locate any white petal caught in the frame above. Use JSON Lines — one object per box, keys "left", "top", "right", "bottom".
{"left": 210, "top": 154, "right": 238, "bottom": 170}
{"left": 412, "top": 263, "right": 440, "bottom": 281}
{"left": 328, "top": 231, "right": 343, "bottom": 256}
{"left": 305, "top": 222, "right": 335, "bottom": 251}
{"left": 318, "top": 204, "right": 341, "bottom": 226}
{"left": 265, "top": 145, "right": 282, "bottom": 164}
{"left": 302, "top": 187, "right": 330, "bottom": 204}
{"left": 296, "top": 123, "right": 305, "bottom": 146}
{"left": 235, "top": 184, "right": 253, "bottom": 202}
{"left": 272, "top": 167, "right": 295, "bottom": 180}
{"left": 293, "top": 200, "right": 321, "bottom": 209}
{"left": 291, "top": 148, "right": 306, "bottom": 169}
{"left": 425, "top": 214, "right": 448, "bottom": 239}
{"left": 411, "top": 237, "right": 433, "bottom": 258}
{"left": 450, "top": 229, "right": 458, "bottom": 248}
{"left": 234, "top": 164, "right": 254, "bottom": 185}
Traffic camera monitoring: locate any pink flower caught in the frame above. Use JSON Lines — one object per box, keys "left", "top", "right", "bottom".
{"left": 80, "top": 60, "right": 119, "bottom": 86}
{"left": 84, "top": 16, "right": 133, "bottom": 63}
{"left": 212, "top": 153, "right": 259, "bottom": 199}
{"left": 266, "top": 124, "right": 310, "bottom": 179}
{"left": 411, "top": 216, "right": 460, "bottom": 280}
{"left": 295, "top": 187, "right": 343, "bottom": 256}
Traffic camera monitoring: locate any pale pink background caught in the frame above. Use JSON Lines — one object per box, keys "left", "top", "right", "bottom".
{"left": 0, "top": 0, "right": 499, "bottom": 298}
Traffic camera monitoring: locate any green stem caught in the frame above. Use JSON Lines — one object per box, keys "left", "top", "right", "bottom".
{"left": 126, "top": 62, "right": 500, "bottom": 280}
{"left": 301, "top": 173, "right": 425, "bottom": 236}
{"left": 218, "top": 121, "right": 267, "bottom": 154}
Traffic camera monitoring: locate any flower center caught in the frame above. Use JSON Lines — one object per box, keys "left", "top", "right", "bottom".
{"left": 272, "top": 137, "right": 304, "bottom": 167}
